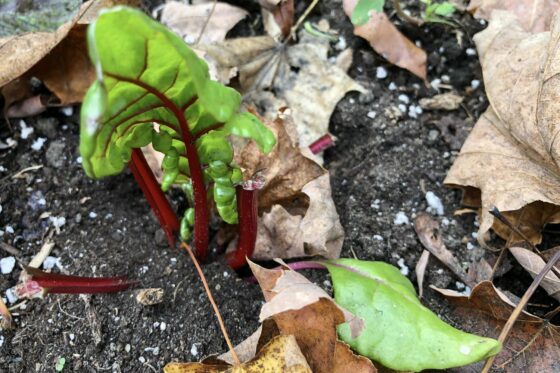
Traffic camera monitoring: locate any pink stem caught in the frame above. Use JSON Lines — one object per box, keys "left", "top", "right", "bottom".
{"left": 309, "top": 134, "right": 335, "bottom": 154}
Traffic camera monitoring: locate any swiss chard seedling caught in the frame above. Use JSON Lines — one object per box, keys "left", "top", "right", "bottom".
{"left": 80, "top": 7, "right": 275, "bottom": 265}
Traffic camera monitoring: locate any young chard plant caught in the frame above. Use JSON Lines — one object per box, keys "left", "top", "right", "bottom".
{"left": 80, "top": 7, "right": 275, "bottom": 263}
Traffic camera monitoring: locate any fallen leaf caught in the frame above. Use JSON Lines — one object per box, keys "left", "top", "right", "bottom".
{"left": 445, "top": 11, "right": 560, "bottom": 245}
{"left": 249, "top": 261, "right": 374, "bottom": 373}
{"left": 433, "top": 281, "right": 560, "bottom": 372}
{"left": 467, "top": 0, "right": 560, "bottom": 32}
{"left": 414, "top": 213, "right": 473, "bottom": 287}
{"left": 342, "top": 0, "right": 427, "bottom": 81}
{"left": 466, "top": 258, "right": 493, "bottom": 285}
{"left": 160, "top": 1, "right": 247, "bottom": 45}
{"left": 0, "top": 0, "right": 135, "bottom": 109}
{"left": 259, "top": 0, "right": 294, "bottom": 40}
{"left": 324, "top": 259, "right": 501, "bottom": 371}
{"left": 252, "top": 174, "right": 344, "bottom": 260}
{"left": 415, "top": 249, "right": 430, "bottom": 298}
{"left": 200, "top": 26, "right": 365, "bottom": 148}
{"left": 509, "top": 246, "right": 560, "bottom": 301}
{"left": 419, "top": 92, "right": 464, "bottom": 111}
{"left": 164, "top": 334, "right": 312, "bottom": 372}
{"left": 234, "top": 113, "right": 325, "bottom": 209}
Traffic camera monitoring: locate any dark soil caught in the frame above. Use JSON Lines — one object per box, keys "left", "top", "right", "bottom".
{"left": 1, "top": 1, "right": 556, "bottom": 373}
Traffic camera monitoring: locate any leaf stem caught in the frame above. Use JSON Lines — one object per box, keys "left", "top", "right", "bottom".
{"left": 129, "top": 149, "right": 179, "bottom": 246}
{"left": 309, "top": 134, "right": 335, "bottom": 154}
{"left": 227, "top": 187, "right": 259, "bottom": 269}
{"left": 181, "top": 242, "right": 241, "bottom": 365}
{"left": 481, "top": 249, "right": 560, "bottom": 372}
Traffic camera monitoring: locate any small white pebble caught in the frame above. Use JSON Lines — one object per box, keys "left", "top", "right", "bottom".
{"left": 467, "top": 242, "right": 475, "bottom": 250}
{"left": 5, "top": 226, "right": 14, "bottom": 234}
{"left": 431, "top": 78, "right": 441, "bottom": 90}
{"left": 89, "top": 212, "right": 97, "bottom": 219}
{"left": 61, "top": 106, "right": 74, "bottom": 116}
{"left": 373, "top": 235, "right": 383, "bottom": 241}
{"left": 69, "top": 333, "right": 75, "bottom": 341}
{"left": 20, "top": 120, "right": 34, "bottom": 140}
{"left": 6, "top": 288, "right": 18, "bottom": 304}
{"left": 0, "top": 256, "right": 16, "bottom": 274}
{"left": 0, "top": 335, "right": 4, "bottom": 348}
{"left": 394, "top": 212, "right": 409, "bottom": 225}
{"left": 367, "top": 111, "right": 377, "bottom": 119}
{"left": 442, "top": 218, "right": 450, "bottom": 226}
{"left": 334, "top": 36, "right": 346, "bottom": 51}
{"left": 223, "top": 271, "right": 229, "bottom": 277}
{"left": 125, "top": 344, "right": 131, "bottom": 353}
{"left": 398, "top": 104, "right": 407, "bottom": 113}
{"left": 398, "top": 94, "right": 410, "bottom": 104}
{"left": 437, "top": 269, "right": 444, "bottom": 274}
{"left": 376, "top": 66, "right": 388, "bottom": 79}
{"left": 76, "top": 156, "right": 82, "bottom": 164}
{"left": 31, "top": 137, "right": 46, "bottom": 151}
{"left": 441, "top": 75, "right": 450, "bottom": 83}
{"left": 456, "top": 282, "right": 466, "bottom": 290}
{"left": 466, "top": 48, "right": 477, "bottom": 56}
{"left": 160, "top": 322, "right": 167, "bottom": 331}
{"left": 138, "top": 356, "right": 146, "bottom": 363}
{"left": 471, "top": 80, "right": 480, "bottom": 89}
{"left": 190, "top": 344, "right": 199, "bottom": 357}
{"left": 49, "top": 216, "right": 66, "bottom": 229}
{"left": 388, "top": 82, "right": 397, "bottom": 91}
{"left": 43, "top": 256, "right": 62, "bottom": 271}
{"left": 425, "top": 191, "right": 444, "bottom": 215}
{"left": 397, "top": 258, "right": 409, "bottom": 276}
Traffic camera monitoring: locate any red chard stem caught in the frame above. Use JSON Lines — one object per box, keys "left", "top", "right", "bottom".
{"left": 309, "top": 134, "right": 335, "bottom": 154}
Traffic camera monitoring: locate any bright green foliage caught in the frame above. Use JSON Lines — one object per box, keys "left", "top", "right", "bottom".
{"left": 323, "top": 259, "right": 501, "bottom": 372}
{"left": 80, "top": 7, "right": 275, "bottom": 239}
{"left": 351, "top": 0, "right": 384, "bottom": 26}
{"left": 421, "top": 0, "right": 456, "bottom": 25}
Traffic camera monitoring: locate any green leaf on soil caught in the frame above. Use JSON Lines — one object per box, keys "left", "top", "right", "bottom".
{"left": 323, "top": 258, "right": 501, "bottom": 371}
{"left": 351, "top": 0, "right": 385, "bottom": 26}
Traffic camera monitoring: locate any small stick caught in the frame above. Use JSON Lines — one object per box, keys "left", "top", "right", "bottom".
{"left": 481, "top": 249, "right": 560, "bottom": 372}
{"left": 0, "top": 242, "right": 21, "bottom": 256}
{"left": 195, "top": 0, "right": 218, "bottom": 45}
{"left": 287, "top": 0, "right": 320, "bottom": 43}
{"left": 392, "top": 0, "right": 424, "bottom": 27}
{"left": 181, "top": 242, "right": 241, "bottom": 366}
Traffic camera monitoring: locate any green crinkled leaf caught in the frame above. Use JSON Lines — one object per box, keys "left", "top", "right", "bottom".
{"left": 80, "top": 6, "right": 276, "bottom": 235}
{"left": 351, "top": 0, "right": 385, "bottom": 26}
{"left": 323, "top": 259, "right": 501, "bottom": 372}
{"left": 433, "top": 2, "right": 455, "bottom": 16}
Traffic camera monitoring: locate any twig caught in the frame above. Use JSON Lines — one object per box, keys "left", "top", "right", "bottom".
{"left": 392, "top": 0, "right": 424, "bottom": 27}
{"left": 0, "top": 241, "right": 21, "bottom": 256}
{"left": 287, "top": 0, "right": 320, "bottom": 43}
{"left": 481, "top": 249, "right": 560, "bottom": 372}
{"left": 181, "top": 242, "right": 241, "bottom": 366}
{"left": 195, "top": 0, "right": 217, "bottom": 45}
{"left": 0, "top": 164, "right": 43, "bottom": 186}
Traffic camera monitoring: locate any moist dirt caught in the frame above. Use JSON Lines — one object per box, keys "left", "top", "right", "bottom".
{"left": 0, "top": 1, "right": 556, "bottom": 372}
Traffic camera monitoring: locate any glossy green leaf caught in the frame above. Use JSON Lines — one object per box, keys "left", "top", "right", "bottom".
{"left": 323, "top": 259, "right": 501, "bottom": 372}
{"left": 351, "top": 0, "right": 384, "bottom": 26}
{"left": 434, "top": 2, "right": 455, "bottom": 16}
{"left": 223, "top": 113, "right": 276, "bottom": 153}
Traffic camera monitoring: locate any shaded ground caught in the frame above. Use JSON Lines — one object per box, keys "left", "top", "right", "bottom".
{"left": 0, "top": 1, "right": 553, "bottom": 372}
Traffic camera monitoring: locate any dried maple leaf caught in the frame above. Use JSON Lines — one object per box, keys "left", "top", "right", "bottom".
{"left": 445, "top": 11, "right": 560, "bottom": 245}
{"left": 467, "top": 0, "right": 560, "bottom": 32}
{"left": 433, "top": 281, "right": 560, "bottom": 372}
{"left": 159, "top": 1, "right": 247, "bottom": 45}
{"left": 164, "top": 334, "right": 312, "bottom": 373}
{"left": 342, "top": 0, "right": 427, "bottom": 81}
{"left": 0, "top": 0, "right": 135, "bottom": 108}
{"left": 249, "top": 261, "right": 374, "bottom": 373}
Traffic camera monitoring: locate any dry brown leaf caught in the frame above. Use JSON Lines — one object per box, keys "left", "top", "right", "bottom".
{"left": 249, "top": 261, "right": 364, "bottom": 339}
{"left": 415, "top": 249, "right": 430, "bottom": 298}
{"left": 509, "top": 246, "right": 560, "bottom": 301}
{"left": 342, "top": 0, "right": 427, "bottom": 81}
{"left": 160, "top": 1, "right": 247, "bottom": 45}
{"left": 419, "top": 92, "right": 464, "bottom": 111}
{"left": 249, "top": 261, "right": 373, "bottom": 373}
{"left": 164, "top": 334, "right": 312, "bottom": 373}
{"left": 235, "top": 114, "right": 325, "bottom": 209}
{"left": 0, "top": 0, "right": 134, "bottom": 108}
{"left": 260, "top": 0, "right": 294, "bottom": 40}
{"left": 252, "top": 174, "right": 344, "bottom": 260}
{"left": 445, "top": 11, "right": 560, "bottom": 245}
{"left": 467, "top": 0, "right": 560, "bottom": 32}
{"left": 433, "top": 281, "right": 560, "bottom": 372}
{"left": 414, "top": 214, "right": 473, "bottom": 287}
{"left": 200, "top": 28, "right": 365, "bottom": 148}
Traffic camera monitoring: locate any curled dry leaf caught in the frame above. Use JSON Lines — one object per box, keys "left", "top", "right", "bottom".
{"left": 419, "top": 92, "right": 464, "bottom": 111}
{"left": 445, "top": 11, "right": 560, "bottom": 245}
{"left": 415, "top": 249, "right": 430, "bottom": 298}
{"left": 414, "top": 214, "right": 473, "bottom": 287}
{"left": 0, "top": 0, "right": 132, "bottom": 108}
{"left": 342, "top": 0, "right": 427, "bottom": 81}
{"left": 159, "top": 1, "right": 247, "bottom": 45}
{"left": 164, "top": 334, "right": 312, "bottom": 373}
{"left": 249, "top": 261, "right": 374, "bottom": 373}
{"left": 467, "top": 0, "right": 560, "bottom": 32}
{"left": 509, "top": 246, "right": 560, "bottom": 301}
{"left": 433, "top": 281, "right": 560, "bottom": 372}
